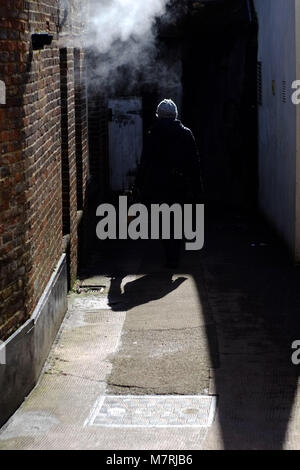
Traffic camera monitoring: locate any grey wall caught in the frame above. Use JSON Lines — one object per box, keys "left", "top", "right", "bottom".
{"left": 254, "top": 0, "right": 297, "bottom": 256}
{"left": 0, "top": 255, "right": 68, "bottom": 428}
{"left": 295, "top": 1, "right": 300, "bottom": 262}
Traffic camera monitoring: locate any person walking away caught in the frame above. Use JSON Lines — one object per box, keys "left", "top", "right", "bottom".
{"left": 136, "top": 99, "right": 204, "bottom": 268}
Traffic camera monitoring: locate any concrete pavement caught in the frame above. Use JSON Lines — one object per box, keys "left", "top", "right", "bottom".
{"left": 1, "top": 210, "right": 300, "bottom": 449}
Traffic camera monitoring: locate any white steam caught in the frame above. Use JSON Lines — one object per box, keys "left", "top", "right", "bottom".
{"left": 86, "top": 0, "right": 169, "bottom": 54}
{"left": 61, "top": 0, "right": 183, "bottom": 99}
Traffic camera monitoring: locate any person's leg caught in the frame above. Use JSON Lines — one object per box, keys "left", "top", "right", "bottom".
{"left": 165, "top": 239, "right": 181, "bottom": 268}
{"left": 162, "top": 213, "right": 182, "bottom": 269}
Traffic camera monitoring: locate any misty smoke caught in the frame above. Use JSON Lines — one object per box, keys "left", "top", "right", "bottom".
{"left": 86, "top": 0, "right": 169, "bottom": 54}
{"left": 67, "top": 0, "right": 183, "bottom": 98}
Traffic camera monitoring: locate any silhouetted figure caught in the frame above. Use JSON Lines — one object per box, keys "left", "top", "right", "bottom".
{"left": 108, "top": 273, "right": 187, "bottom": 311}
{"left": 136, "top": 99, "right": 203, "bottom": 268}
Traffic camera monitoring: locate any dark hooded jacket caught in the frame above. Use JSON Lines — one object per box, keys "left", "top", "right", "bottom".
{"left": 137, "top": 118, "right": 202, "bottom": 204}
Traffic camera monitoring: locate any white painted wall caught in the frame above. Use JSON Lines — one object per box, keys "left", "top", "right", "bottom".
{"left": 254, "top": 0, "right": 297, "bottom": 257}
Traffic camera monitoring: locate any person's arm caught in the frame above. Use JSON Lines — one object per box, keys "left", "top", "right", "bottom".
{"left": 184, "top": 130, "right": 205, "bottom": 198}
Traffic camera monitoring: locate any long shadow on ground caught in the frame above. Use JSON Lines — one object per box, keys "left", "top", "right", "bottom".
{"left": 80, "top": 202, "right": 300, "bottom": 449}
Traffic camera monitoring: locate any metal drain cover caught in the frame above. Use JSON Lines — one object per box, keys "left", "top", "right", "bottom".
{"left": 86, "top": 395, "right": 217, "bottom": 428}
{"left": 78, "top": 285, "right": 105, "bottom": 294}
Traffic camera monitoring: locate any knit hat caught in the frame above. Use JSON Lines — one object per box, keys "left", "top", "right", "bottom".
{"left": 156, "top": 99, "right": 178, "bottom": 119}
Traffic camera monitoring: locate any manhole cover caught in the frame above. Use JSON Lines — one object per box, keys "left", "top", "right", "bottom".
{"left": 85, "top": 395, "right": 217, "bottom": 428}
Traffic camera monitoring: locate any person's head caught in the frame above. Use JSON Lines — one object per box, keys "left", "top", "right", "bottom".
{"left": 156, "top": 99, "right": 178, "bottom": 120}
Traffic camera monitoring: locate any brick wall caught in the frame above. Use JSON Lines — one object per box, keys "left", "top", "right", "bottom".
{"left": 87, "top": 90, "right": 108, "bottom": 195}
{"left": 74, "top": 48, "right": 89, "bottom": 209}
{"left": 0, "top": 0, "right": 28, "bottom": 339}
{"left": 23, "top": 1, "right": 63, "bottom": 318}
{"left": 0, "top": 0, "right": 89, "bottom": 340}
{"left": 60, "top": 46, "right": 78, "bottom": 285}
{"left": 0, "top": 1, "right": 26, "bottom": 336}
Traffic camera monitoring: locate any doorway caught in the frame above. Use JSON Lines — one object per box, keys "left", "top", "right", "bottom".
{"left": 108, "top": 97, "right": 143, "bottom": 193}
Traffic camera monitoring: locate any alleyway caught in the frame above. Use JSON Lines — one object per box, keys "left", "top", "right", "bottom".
{"left": 0, "top": 207, "right": 300, "bottom": 450}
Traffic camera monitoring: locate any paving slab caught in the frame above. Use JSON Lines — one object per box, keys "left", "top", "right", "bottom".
{"left": 0, "top": 281, "right": 215, "bottom": 450}
{"left": 86, "top": 395, "right": 216, "bottom": 428}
